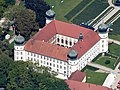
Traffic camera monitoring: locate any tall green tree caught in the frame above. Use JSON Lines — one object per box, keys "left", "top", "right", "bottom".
{"left": 24, "top": 0, "right": 50, "bottom": 28}
{"left": 14, "top": 8, "right": 39, "bottom": 37}
{"left": 0, "top": 52, "right": 70, "bottom": 90}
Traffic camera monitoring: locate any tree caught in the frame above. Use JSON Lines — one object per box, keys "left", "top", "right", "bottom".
{"left": 3, "top": 0, "right": 15, "bottom": 8}
{"left": 0, "top": 53, "right": 70, "bottom": 90}
{"left": 3, "top": 5, "right": 24, "bottom": 20}
{"left": 14, "top": 8, "right": 38, "bottom": 37}
{"left": 24, "top": 0, "right": 50, "bottom": 28}
{"left": 0, "top": 0, "right": 5, "bottom": 18}
{"left": 0, "top": 0, "right": 15, "bottom": 18}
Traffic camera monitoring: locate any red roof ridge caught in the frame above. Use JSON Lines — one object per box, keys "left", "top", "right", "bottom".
{"left": 69, "top": 70, "right": 86, "bottom": 82}
{"left": 65, "top": 80, "right": 112, "bottom": 90}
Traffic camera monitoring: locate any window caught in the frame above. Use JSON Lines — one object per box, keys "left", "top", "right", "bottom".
{"left": 50, "top": 63, "right": 52, "bottom": 66}
{"left": 64, "top": 62, "right": 66, "bottom": 65}
{"left": 47, "top": 62, "right": 49, "bottom": 65}
{"left": 28, "top": 52, "right": 29, "bottom": 55}
{"left": 70, "top": 41, "right": 72, "bottom": 46}
{"left": 53, "top": 64, "right": 55, "bottom": 67}
{"left": 34, "top": 54, "right": 36, "bottom": 57}
{"left": 64, "top": 71, "right": 66, "bottom": 74}
{"left": 65, "top": 40, "right": 68, "bottom": 44}
{"left": 31, "top": 53, "right": 33, "bottom": 56}
{"left": 57, "top": 69, "right": 59, "bottom": 72}
{"left": 57, "top": 65, "right": 59, "bottom": 68}
{"left": 17, "top": 57, "right": 18, "bottom": 59}
{"left": 37, "top": 55, "right": 39, "bottom": 58}
{"left": 64, "top": 67, "right": 66, "bottom": 70}
{"left": 60, "top": 66, "right": 62, "bottom": 69}
{"left": 102, "top": 45, "right": 104, "bottom": 47}
{"left": 61, "top": 39, "right": 64, "bottom": 43}
{"left": 60, "top": 61, "right": 62, "bottom": 64}
{"left": 21, "top": 57, "right": 23, "bottom": 59}
{"left": 57, "top": 38, "right": 59, "bottom": 42}
{"left": 17, "top": 52, "right": 18, "bottom": 55}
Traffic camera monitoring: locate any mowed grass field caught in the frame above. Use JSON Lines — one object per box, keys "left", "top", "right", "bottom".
{"left": 109, "top": 18, "right": 120, "bottom": 41}
{"left": 72, "top": 0, "right": 109, "bottom": 25}
{"left": 82, "top": 65, "right": 108, "bottom": 85}
{"left": 45, "top": 0, "right": 109, "bottom": 24}
{"left": 95, "top": 56, "right": 117, "bottom": 69}
{"left": 44, "top": 0, "right": 82, "bottom": 22}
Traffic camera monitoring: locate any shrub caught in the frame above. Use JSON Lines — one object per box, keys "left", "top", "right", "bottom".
{"left": 105, "top": 60, "right": 110, "bottom": 64}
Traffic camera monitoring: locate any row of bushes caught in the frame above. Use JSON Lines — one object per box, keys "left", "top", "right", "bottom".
{"left": 72, "top": 0, "right": 109, "bottom": 25}
{"left": 105, "top": 52, "right": 120, "bottom": 66}
{"left": 64, "top": 0, "right": 91, "bottom": 20}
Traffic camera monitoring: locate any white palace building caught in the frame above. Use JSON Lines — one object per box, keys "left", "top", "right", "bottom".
{"left": 14, "top": 10, "right": 109, "bottom": 79}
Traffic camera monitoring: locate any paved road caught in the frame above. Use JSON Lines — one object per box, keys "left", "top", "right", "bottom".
{"left": 111, "top": 63, "right": 120, "bottom": 89}
{"left": 93, "top": 0, "right": 120, "bottom": 30}
{"left": 88, "top": 62, "right": 114, "bottom": 73}
{"left": 109, "top": 38, "right": 120, "bottom": 45}
{"left": 94, "top": 8, "right": 119, "bottom": 30}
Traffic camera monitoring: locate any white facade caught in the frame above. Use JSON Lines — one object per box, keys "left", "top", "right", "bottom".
{"left": 14, "top": 24, "right": 109, "bottom": 79}
{"left": 98, "top": 31, "right": 108, "bottom": 53}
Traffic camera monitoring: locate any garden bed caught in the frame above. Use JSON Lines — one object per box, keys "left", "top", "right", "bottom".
{"left": 72, "top": 0, "right": 109, "bottom": 25}
{"left": 65, "top": 0, "right": 91, "bottom": 20}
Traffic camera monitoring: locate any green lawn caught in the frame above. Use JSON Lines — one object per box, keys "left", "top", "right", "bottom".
{"left": 109, "top": 43, "right": 120, "bottom": 57}
{"left": 81, "top": 65, "right": 107, "bottom": 85}
{"left": 64, "top": 0, "right": 91, "bottom": 20}
{"left": 109, "top": 34, "right": 120, "bottom": 41}
{"left": 44, "top": 0, "right": 82, "bottom": 22}
{"left": 72, "top": 0, "right": 109, "bottom": 25}
{"left": 108, "top": 18, "right": 120, "bottom": 41}
{"left": 85, "top": 69, "right": 108, "bottom": 85}
{"left": 95, "top": 56, "right": 117, "bottom": 69}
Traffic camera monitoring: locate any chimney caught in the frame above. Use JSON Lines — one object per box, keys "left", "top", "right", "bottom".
{"left": 78, "top": 32, "right": 83, "bottom": 41}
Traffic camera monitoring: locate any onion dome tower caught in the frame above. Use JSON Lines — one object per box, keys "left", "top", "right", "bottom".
{"left": 114, "top": 0, "right": 120, "bottom": 6}
{"left": 46, "top": 9, "right": 55, "bottom": 24}
{"left": 67, "top": 49, "right": 78, "bottom": 60}
{"left": 97, "top": 22, "right": 109, "bottom": 53}
{"left": 14, "top": 34, "right": 25, "bottom": 45}
{"left": 67, "top": 48, "right": 79, "bottom": 77}
{"left": 14, "top": 34, "right": 25, "bottom": 61}
{"left": 98, "top": 23, "right": 109, "bottom": 33}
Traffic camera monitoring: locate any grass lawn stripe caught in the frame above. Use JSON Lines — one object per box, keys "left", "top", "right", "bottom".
{"left": 70, "top": 0, "right": 95, "bottom": 22}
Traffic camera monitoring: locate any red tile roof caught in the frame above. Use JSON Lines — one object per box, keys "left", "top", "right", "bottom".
{"left": 24, "top": 20, "right": 101, "bottom": 61}
{"left": 118, "top": 81, "right": 120, "bottom": 84}
{"left": 65, "top": 80, "right": 112, "bottom": 90}
{"left": 69, "top": 70, "right": 86, "bottom": 82}
{"left": 24, "top": 39, "right": 70, "bottom": 61}
{"left": 73, "top": 30, "right": 101, "bottom": 58}
{"left": 117, "top": 84, "right": 120, "bottom": 88}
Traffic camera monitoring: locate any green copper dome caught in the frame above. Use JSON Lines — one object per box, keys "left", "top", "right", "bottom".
{"left": 98, "top": 23, "right": 108, "bottom": 33}
{"left": 67, "top": 49, "right": 78, "bottom": 60}
{"left": 46, "top": 9, "right": 55, "bottom": 19}
{"left": 46, "top": 9, "right": 55, "bottom": 16}
{"left": 15, "top": 34, "right": 25, "bottom": 44}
